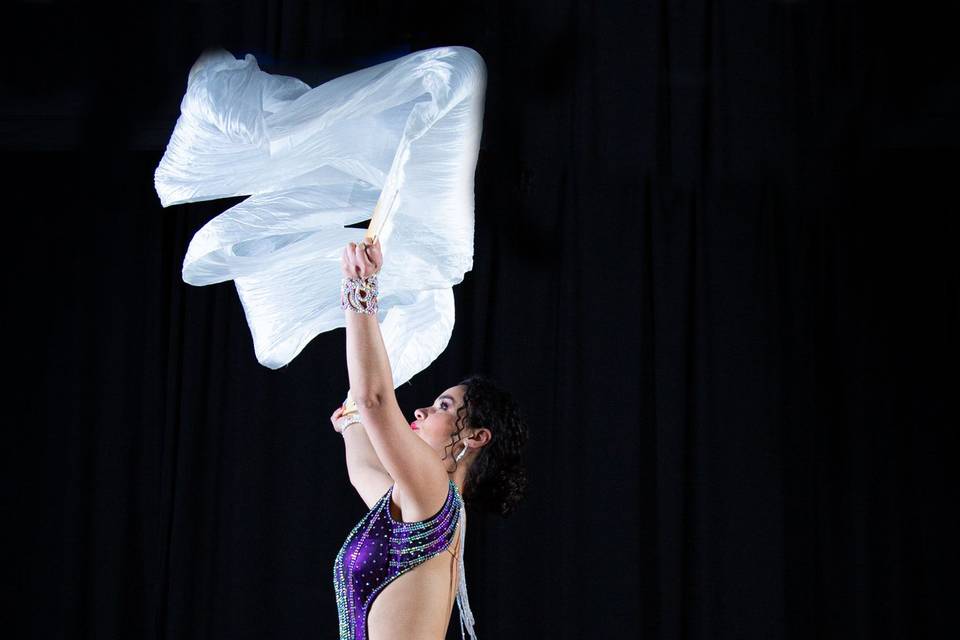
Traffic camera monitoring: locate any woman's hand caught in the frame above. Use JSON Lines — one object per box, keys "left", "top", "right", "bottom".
{"left": 330, "top": 405, "right": 345, "bottom": 432}
{"left": 341, "top": 238, "right": 383, "bottom": 279}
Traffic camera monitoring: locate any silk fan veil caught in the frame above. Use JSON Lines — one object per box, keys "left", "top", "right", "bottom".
{"left": 154, "top": 46, "right": 487, "bottom": 389}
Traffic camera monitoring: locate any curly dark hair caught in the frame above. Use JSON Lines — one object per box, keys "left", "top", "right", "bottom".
{"left": 439, "top": 373, "right": 529, "bottom": 518}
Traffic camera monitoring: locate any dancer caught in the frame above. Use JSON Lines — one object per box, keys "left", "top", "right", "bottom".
{"left": 331, "top": 239, "right": 529, "bottom": 640}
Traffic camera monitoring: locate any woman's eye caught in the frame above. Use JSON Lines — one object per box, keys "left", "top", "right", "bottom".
{"left": 440, "top": 401, "right": 449, "bottom": 410}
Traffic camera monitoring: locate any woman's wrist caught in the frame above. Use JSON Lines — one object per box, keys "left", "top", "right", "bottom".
{"left": 340, "top": 238, "right": 382, "bottom": 314}
{"left": 335, "top": 412, "right": 362, "bottom": 434}
{"left": 340, "top": 274, "right": 379, "bottom": 315}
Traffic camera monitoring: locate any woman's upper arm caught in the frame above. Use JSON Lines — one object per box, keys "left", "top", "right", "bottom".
{"left": 356, "top": 393, "right": 450, "bottom": 513}
{"left": 349, "top": 464, "right": 394, "bottom": 510}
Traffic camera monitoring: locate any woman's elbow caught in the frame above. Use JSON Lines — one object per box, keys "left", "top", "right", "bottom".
{"left": 354, "top": 392, "right": 386, "bottom": 409}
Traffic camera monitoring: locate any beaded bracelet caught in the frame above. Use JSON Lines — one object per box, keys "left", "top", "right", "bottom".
{"left": 336, "top": 413, "right": 361, "bottom": 434}
{"left": 340, "top": 274, "right": 379, "bottom": 315}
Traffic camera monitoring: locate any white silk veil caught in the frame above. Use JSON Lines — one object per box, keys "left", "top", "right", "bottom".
{"left": 153, "top": 46, "right": 486, "bottom": 391}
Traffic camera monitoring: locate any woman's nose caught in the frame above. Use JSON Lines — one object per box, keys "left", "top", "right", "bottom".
{"left": 414, "top": 408, "right": 425, "bottom": 420}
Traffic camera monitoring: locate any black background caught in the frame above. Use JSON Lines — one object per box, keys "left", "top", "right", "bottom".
{"left": 5, "top": 1, "right": 957, "bottom": 638}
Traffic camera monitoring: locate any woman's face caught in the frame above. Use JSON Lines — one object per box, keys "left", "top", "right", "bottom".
{"left": 412, "top": 384, "right": 468, "bottom": 453}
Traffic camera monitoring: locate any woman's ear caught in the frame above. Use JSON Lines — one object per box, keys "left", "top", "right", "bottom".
{"left": 472, "top": 427, "right": 493, "bottom": 447}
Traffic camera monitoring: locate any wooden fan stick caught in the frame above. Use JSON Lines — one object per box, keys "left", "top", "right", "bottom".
{"left": 365, "top": 186, "right": 400, "bottom": 244}
{"left": 342, "top": 186, "right": 400, "bottom": 415}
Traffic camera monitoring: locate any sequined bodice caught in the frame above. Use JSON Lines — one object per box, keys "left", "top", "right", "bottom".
{"left": 333, "top": 480, "right": 464, "bottom": 640}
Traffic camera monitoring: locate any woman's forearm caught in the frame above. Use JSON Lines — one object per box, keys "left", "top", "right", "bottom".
{"left": 344, "top": 310, "right": 394, "bottom": 405}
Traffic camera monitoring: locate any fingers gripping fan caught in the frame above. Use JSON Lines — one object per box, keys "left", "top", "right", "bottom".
{"left": 154, "top": 46, "right": 486, "bottom": 388}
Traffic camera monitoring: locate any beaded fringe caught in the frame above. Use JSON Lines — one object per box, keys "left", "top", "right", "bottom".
{"left": 456, "top": 506, "right": 479, "bottom": 640}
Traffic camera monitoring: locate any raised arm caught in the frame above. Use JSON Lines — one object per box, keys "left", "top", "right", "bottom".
{"left": 330, "top": 406, "right": 393, "bottom": 509}
{"left": 341, "top": 240, "right": 449, "bottom": 514}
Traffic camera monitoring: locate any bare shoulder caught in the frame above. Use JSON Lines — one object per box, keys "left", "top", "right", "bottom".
{"left": 391, "top": 476, "right": 453, "bottom": 523}
{"left": 357, "top": 393, "right": 451, "bottom": 521}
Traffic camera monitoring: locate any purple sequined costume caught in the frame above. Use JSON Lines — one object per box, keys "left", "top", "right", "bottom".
{"left": 333, "top": 479, "right": 478, "bottom": 640}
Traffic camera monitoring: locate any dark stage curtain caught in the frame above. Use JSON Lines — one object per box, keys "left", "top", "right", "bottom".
{"left": 7, "top": 1, "right": 956, "bottom": 638}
